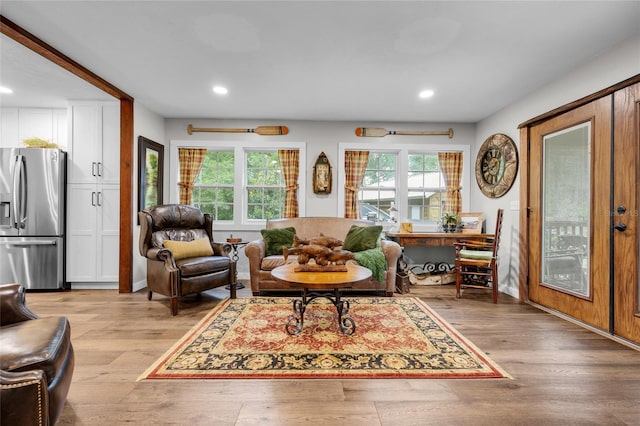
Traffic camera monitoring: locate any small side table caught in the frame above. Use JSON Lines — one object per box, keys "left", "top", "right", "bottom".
{"left": 225, "top": 240, "right": 249, "bottom": 290}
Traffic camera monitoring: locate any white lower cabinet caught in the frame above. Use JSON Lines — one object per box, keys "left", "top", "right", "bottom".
{"left": 67, "top": 183, "right": 119, "bottom": 284}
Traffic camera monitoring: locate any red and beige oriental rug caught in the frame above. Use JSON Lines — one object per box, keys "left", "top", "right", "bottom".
{"left": 139, "top": 297, "right": 510, "bottom": 380}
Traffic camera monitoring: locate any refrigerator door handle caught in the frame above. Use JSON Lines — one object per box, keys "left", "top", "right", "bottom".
{"left": 2, "top": 239, "right": 58, "bottom": 246}
{"left": 12, "top": 154, "right": 27, "bottom": 229}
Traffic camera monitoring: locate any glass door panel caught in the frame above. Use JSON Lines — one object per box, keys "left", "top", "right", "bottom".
{"left": 541, "top": 123, "right": 590, "bottom": 297}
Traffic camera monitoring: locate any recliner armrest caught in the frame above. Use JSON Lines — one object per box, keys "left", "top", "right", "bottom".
{"left": 0, "top": 284, "right": 38, "bottom": 326}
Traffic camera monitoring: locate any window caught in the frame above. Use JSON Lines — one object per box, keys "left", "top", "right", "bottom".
{"left": 339, "top": 142, "right": 467, "bottom": 223}
{"left": 192, "top": 150, "right": 234, "bottom": 220}
{"left": 171, "top": 141, "right": 305, "bottom": 229}
{"left": 359, "top": 152, "right": 397, "bottom": 221}
{"left": 246, "top": 151, "right": 286, "bottom": 220}
{"left": 408, "top": 153, "right": 446, "bottom": 221}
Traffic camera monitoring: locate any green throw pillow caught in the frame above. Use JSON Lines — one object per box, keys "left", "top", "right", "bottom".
{"left": 261, "top": 227, "right": 296, "bottom": 256}
{"left": 342, "top": 225, "right": 382, "bottom": 252}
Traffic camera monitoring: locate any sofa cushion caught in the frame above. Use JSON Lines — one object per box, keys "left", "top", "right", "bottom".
{"left": 343, "top": 225, "right": 383, "bottom": 252}
{"left": 261, "top": 227, "right": 296, "bottom": 256}
{"left": 164, "top": 237, "right": 213, "bottom": 260}
{"left": 0, "top": 317, "right": 71, "bottom": 384}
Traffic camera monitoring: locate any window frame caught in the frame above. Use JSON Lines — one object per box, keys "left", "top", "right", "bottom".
{"left": 337, "top": 141, "right": 471, "bottom": 222}
{"left": 170, "top": 139, "right": 306, "bottom": 231}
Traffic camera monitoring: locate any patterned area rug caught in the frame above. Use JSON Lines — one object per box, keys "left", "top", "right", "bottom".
{"left": 139, "top": 297, "right": 510, "bottom": 380}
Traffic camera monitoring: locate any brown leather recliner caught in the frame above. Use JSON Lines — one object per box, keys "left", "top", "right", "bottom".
{"left": 138, "top": 204, "right": 237, "bottom": 316}
{"left": 0, "top": 283, "right": 75, "bottom": 426}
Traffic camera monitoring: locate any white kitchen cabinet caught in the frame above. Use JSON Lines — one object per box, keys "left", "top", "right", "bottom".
{"left": 66, "top": 101, "right": 120, "bottom": 287}
{"left": 67, "top": 102, "right": 119, "bottom": 184}
{"left": 66, "top": 183, "right": 120, "bottom": 283}
{"left": 0, "top": 107, "right": 67, "bottom": 148}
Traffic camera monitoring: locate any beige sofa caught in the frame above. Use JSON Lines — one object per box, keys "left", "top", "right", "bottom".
{"left": 245, "top": 217, "right": 402, "bottom": 296}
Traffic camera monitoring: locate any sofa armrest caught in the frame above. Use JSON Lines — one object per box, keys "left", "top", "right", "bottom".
{"left": 0, "top": 369, "right": 49, "bottom": 426}
{"left": 245, "top": 239, "right": 266, "bottom": 292}
{"left": 0, "top": 284, "right": 38, "bottom": 326}
{"left": 381, "top": 239, "right": 402, "bottom": 290}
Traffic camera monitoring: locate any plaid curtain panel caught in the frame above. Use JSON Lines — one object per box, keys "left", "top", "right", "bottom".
{"left": 278, "top": 149, "right": 300, "bottom": 218}
{"left": 438, "top": 151, "right": 463, "bottom": 214}
{"left": 344, "top": 150, "right": 370, "bottom": 219}
{"left": 178, "top": 148, "right": 207, "bottom": 205}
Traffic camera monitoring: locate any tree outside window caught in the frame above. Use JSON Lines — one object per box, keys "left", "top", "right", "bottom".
{"left": 246, "top": 151, "right": 285, "bottom": 220}
{"left": 192, "top": 150, "right": 234, "bottom": 220}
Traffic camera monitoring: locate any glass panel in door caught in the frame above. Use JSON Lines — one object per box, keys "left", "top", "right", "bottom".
{"left": 541, "top": 123, "right": 590, "bottom": 297}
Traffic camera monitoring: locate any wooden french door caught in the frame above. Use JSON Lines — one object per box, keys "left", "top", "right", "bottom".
{"left": 612, "top": 83, "right": 640, "bottom": 343}
{"left": 527, "top": 82, "right": 640, "bottom": 345}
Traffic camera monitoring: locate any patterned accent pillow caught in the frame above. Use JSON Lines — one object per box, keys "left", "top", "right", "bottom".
{"left": 164, "top": 237, "right": 213, "bottom": 260}
{"left": 342, "top": 225, "right": 382, "bottom": 252}
{"left": 261, "top": 227, "right": 297, "bottom": 256}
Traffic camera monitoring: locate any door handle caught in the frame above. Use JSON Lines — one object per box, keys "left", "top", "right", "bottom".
{"left": 614, "top": 222, "right": 627, "bottom": 232}
{"left": 91, "top": 191, "right": 96, "bottom": 206}
{"left": 97, "top": 162, "right": 102, "bottom": 177}
{"left": 97, "top": 191, "right": 102, "bottom": 206}
{"left": 92, "top": 162, "right": 97, "bottom": 176}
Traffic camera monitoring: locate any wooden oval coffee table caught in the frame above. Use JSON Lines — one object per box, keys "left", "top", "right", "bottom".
{"left": 271, "top": 263, "right": 372, "bottom": 335}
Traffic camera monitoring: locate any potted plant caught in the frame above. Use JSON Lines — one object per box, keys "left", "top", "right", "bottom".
{"left": 441, "top": 212, "right": 460, "bottom": 233}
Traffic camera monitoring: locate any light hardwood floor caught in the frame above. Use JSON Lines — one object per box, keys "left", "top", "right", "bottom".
{"left": 23, "top": 283, "right": 640, "bottom": 425}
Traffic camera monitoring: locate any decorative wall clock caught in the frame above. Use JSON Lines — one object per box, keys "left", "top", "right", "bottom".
{"left": 475, "top": 133, "right": 518, "bottom": 198}
{"left": 313, "top": 152, "right": 332, "bottom": 194}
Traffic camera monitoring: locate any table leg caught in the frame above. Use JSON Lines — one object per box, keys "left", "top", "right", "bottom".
{"left": 225, "top": 244, "right": 245, "bottom": 290}
{"left": 286, "top": 298, "right": 305, "bottom": 335}
{"left": 285, "top": 288, "right": 355, "bottom": 336}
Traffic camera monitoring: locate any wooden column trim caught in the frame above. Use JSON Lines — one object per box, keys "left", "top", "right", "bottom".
{"left": 119, "top": 99, "right": 134, "bottom": 293}
{"left": 1, "top": 14, "right": 134, "bottom": 293}
{"left": 518, "top": 127, "right": 530, "bottom": 302}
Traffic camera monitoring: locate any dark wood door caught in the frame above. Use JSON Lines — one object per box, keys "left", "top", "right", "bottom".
{"left": 612, "top": 83, "right": 640, "bottom": 344}
{"left": 528, "top": 96, "right": 612, "bottom": 331}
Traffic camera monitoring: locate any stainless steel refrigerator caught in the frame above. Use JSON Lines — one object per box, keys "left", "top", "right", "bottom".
{"left": 0, "top": 148, "right": 67, "bottom": 290}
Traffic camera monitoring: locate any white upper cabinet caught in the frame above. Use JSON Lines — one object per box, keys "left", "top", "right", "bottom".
{"left": 67, "top": 102, "right": 120, "bottom": 184}
{"left": 0, "top": 107, "right": 67, "bottom": 149}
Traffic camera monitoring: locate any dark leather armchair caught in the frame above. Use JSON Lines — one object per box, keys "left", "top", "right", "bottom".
{"left": 138, "top": 204, "right": 236, "bottom": 316}
{"left": 0, "top": 283, "right": 75, "bottom": 426}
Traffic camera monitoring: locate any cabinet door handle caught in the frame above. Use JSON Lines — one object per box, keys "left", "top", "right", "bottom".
{"left": 92, "top": 162, "right": 97, "bottom": 176}
{"left": 97, "top": 162, "right": 102, "bottom": 177}
{"left": 97, "top": 191, "right": 102, "bottom": 206}
{"left": 91, "top": 191, "right": 96, "bottom": 206}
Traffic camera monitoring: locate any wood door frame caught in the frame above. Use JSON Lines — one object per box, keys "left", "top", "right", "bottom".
{"left": 1, "top": 15, "right": 134, "bottom": 293}
{"left": 518, "top": 74, "right": 640, "bottom": 303}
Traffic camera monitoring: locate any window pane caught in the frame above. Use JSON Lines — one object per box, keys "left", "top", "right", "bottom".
{"left": 246, "top": 151, "right": 286, "bottom": 221}
{"left": 542, "top": 123, "right": 590, "bottom": 297}
{"left": 192, "top": 150, "right": 235, "bottom": 221}
{"left": 407, "top": 153, "right": 445, "bottom": 222}
{"left": 359, "top": 152, "right": 397, "bottom": 221}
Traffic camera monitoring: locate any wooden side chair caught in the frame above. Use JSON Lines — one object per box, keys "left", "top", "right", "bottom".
{"left": 454, "top": 208, "right": 504, "bottom": 303}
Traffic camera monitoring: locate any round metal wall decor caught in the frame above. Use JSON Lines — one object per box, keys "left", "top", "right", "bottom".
{"left": 475, "top": 133, "right": 518, "bottom": 198}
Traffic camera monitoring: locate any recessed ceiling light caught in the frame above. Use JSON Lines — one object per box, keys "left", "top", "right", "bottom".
{"left": 213, "top": 85, "right": 228, "bottom": 95}
{"left": 419, "top": 89, "right": 434, "bottom": 99}
{"left": 0, "top": 86, "right": 13, "bottom": 94}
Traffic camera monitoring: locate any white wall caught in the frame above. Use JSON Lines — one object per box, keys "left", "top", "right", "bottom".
{"left": 163, "top": 119, "right": 476, "bottom": 279}
{"left": 132, "top": 102, "right": 165, "bottom": 292}
{"left": 475, "top": 33, "right": 640, "bottom": 299}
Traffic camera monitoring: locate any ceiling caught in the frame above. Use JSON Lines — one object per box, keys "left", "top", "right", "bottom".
{"left": 1, "top": 1, "right": 639, "bottom": 123}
